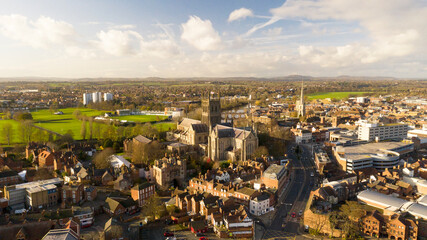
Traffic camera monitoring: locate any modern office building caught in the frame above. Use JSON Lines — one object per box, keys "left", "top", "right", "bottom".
{"left": 357, "top": 120, "right": 409, "bottom": 141}
{"left": 3, "top": 178, "right": 63, "bottom": 209}
{"left": 334, "top": 142, "right": 414, "bottom": 173}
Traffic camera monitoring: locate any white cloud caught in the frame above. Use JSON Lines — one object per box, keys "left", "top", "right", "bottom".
{"left": 0, "top": 14, "right": 76, "bottom": 48}
{"left": 245, "top": 17, "right": 281, "bottom": 36}
{"left": 269, "top": 0, "right": 427, "bottom": 65}
{"left": 111, "top": 24, "right": 136, "bottom": 30}
{"left": 228, "top": 8, "right": 254, "bottom": 22}
{"left": 95, "top": 28, "right": 180, "bottom": 58}
{"left": 263, "top": 27, "right": 282, "bottom": 36}
{"left": 181, "top": 16, "right": 222, "bottom": 51}
{"left": 96, "top": 29, "right": 143, "bottom": 56}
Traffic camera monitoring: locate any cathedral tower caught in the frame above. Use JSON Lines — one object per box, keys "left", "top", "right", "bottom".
{"left": 202, "top": 92, "right": 221, "bottom": 127}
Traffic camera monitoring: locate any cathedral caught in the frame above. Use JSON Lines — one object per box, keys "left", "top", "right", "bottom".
{"left": 172, "top": 92, "right": 258, "bottom": 161}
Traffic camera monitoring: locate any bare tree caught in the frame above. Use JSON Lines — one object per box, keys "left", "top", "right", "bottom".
{"left": 88, "top": 117, "right": 93, "bottom": 139}
{"left": 93, "top": 148, "right": 114, "bottom": 169}
{"left": 19, "top": 120, "right": 33, "bottom": 143}
{"left": 80, "top": 119, "right": 87, "bottom": 140}
{"left": 1, "top": 122, "right": 13, "bottom": 145}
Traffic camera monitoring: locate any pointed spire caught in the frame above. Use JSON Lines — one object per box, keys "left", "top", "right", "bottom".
{"left": 300, "top": 80, "right": 304, "bottom": 105}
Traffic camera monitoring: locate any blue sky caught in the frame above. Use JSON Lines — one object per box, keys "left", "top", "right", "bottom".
{"left": 0, "top": 0, "right": 425, "bottom": 78}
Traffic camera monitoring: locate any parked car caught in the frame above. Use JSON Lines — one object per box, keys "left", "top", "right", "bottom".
{"left": 299, "top": 210, "right": 303, "bottom": 216}
{"left": 291, "top": 212, "right": 296, "bottom": 218}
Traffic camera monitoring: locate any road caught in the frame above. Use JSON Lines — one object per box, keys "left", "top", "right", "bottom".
{"left": 262, "top": 143, "right": 316, "bottom": 240}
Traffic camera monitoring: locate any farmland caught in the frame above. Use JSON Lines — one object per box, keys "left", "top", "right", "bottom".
{"left": 307, "top": 92, "right": 370, "bottom": 100}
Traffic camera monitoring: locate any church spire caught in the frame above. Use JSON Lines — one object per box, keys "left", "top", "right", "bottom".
{"left": 300, "top": 80, "right": 304, "bottom": 105}
{"left": 296, "top": 79, "right": 306, "bottom": 118}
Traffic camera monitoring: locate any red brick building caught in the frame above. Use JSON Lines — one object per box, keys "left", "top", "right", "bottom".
{"left": 0, "top": 170, "right": 20, "bottom": 186}
{"left": 38, "top": 151, "right": 55, "bottom": 168}
{"left": 362, "top": 211, "right": 418, "bottom": 239}
{"left": 61, "top": 183, "right": 84, "bottom": 204}
{"left": 131, "top": 182, "right": 155, "bottom": 207}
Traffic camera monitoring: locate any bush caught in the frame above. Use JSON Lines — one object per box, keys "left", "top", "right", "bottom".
{"left": 103, "top": 138, "right": 113, "bottom": 148}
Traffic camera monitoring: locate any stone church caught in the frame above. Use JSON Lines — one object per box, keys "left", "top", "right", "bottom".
{"left": 171, "top": 93, "right": 258, "bottom": 161}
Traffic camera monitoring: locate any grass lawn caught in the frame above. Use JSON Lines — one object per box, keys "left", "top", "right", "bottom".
{"left": 1, "top": 108, "right": 176, "bottom": 144}
{"left": 0, "top": 119, "right": 22, "bottom": 145}
{"left": 307, "top": 92, "right": 370, "bottom": 100}
{"left": 110, "top": 115, "right": 168, "bottom": 123}
{"left": 154, "top": 122, "right": 176, "bottom": 132}
{"left": 31, "top": 108, "right": 109, "bottom": 139}
{"left": 31, "top": 108, "right": 175, "bottom": 140}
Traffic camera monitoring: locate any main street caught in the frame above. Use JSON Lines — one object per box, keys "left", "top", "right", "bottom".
{"left": 261, "top": 143, "right": 316, "bottom": 239}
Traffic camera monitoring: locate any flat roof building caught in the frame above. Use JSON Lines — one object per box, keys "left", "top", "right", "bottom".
{"left": 334, "top": 142, "right": 413, "bottom": 173}
{"left": 357, "top": 120, "right": 409, "bottom": 142}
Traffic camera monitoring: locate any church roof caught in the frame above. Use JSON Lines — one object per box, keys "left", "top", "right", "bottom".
{"left": 214, "top": 124, "right": 252, "bottom": 139}
{"left": 191, "top": 124, "right": 209, "bottom": 133}
{"left": 180, "top": 118, "right": 202, "bottom": 128}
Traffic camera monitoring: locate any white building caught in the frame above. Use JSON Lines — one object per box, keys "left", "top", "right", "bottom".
{"left": 249, "top": 192, "right": 272, "bottom": 216}
{"left": 92, "top": 92, "right": 102, "bottom": 103}
{"left": 334, "top": 142, "right": 414, "bottom": 173}
{"left": 104, "top": 93, "right": 113, "bottom": 101}
{"left": 293, "top": 129, "right": 312, "bottom": 144}
{"left": 83, "top": 93, "right": 92, "bottom": 105}
{"left": 356, "top": 97, "right": 368, "bottom": 103}
{"left": 357, "top": 120, "right": 409, "bottom": 141}
{"left": 108, "top": 155, "right": 131, "bottom": 169}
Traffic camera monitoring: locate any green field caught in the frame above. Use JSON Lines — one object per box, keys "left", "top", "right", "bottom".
{"left": 111, "top": 115, "right": 168, "bottom": 123}
{"left": 307, "top": 92, "right": 369, "bottom": 100}
{"left": 154, "top": 122, "right": 176, "bottom": 132}
{"left": 0, "top": 108, "right": 176, "bottom": 144}
{"left": 31, "top": 108, "right": 108, "bottom": 139}
{"left": 0, "top": 119, "right": 22, "bottom": 145}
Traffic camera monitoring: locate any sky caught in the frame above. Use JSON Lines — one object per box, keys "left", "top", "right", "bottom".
{"left": 0, "top": 0, "right": 426, "bottom": 78}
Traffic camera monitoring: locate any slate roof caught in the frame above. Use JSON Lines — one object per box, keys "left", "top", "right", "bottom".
{"left": 191, "top": 124, "right": 209, "bottom": 133}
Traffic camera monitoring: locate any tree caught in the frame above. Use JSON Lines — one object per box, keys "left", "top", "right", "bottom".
{"left": 19, "top": 120, "right": 33, "bottom": 143}
{"left": 93, "top": 148, "right": 114, "bottom": 169}
{"left": 113, "top": 142, "right": 121, "bottom": 152}
{"left": 103, "top": 139, "right": 113, "bottom": 148}
{"left": 72, "top": 109, "right": 81, "bottom": 118}
{"left": 33, "top": 168, "right": 54, "bottom": 181}
{"left": 14, "top": 112, "right": 33, "bottom": 121}
{"left": 329, "top": 211, "right": 341, "bottom": 237}
{"left": 80, "top": 119, "right": 87, "bottom": 140}
{"left": 252, "top": 146, "right": 269, "bottom": 158}
{"left": 141, "top": 123, "right": 159, "bottom": 139}
{"left": 93, "top": 122, "right": 101, "bottom": 139}
{"left": 49, "top": 102, "right": 59, "bottom": 114}
{"left": 143, "top": 194, "right": 166, "bottom": 219}
{"left": 88, "top": 117, "right": 93, "bottom": 139}
{"left": 1, "top": 122, "right": 13, "bottom": 145}
{"left": 108, "top": 225, "right": 123, "bottom": 240}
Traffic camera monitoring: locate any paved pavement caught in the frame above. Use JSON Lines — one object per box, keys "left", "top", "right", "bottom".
{"left": 262, "top": 143, "right": 316, "bottom": 240}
